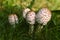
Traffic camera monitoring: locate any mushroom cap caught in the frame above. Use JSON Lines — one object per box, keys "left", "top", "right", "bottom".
{"left": 8, "top": 14, "right": 18, "bottom": 25}
{"left": 26, "top": 11, "right": 36, "bottom": 24}
{"left": 36, "top": 8, "right": 51, "bottom": 25}
{"left": 23, "top": 8, "right": 30, "bottom": 18}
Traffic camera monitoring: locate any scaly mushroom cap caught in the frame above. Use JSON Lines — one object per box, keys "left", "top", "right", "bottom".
{"left": 8, "top": 14, "right": 18, "bottom": 25}
{"left": 23, "top": 8, "right": 30, "bottom": 18}
{"left": 36, "top": 8, "right": 51, "bottom": 25}
{"left": 26, "top": 11, "right": 36, "bottom": 25}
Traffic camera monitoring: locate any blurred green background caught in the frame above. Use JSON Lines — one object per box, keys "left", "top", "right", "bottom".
{"left": 0, "top": 0, "right": 60, "bottom": 40}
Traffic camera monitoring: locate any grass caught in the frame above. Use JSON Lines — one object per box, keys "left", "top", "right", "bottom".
{"left": 0, "top": 1, "right": 60, "bottom": 40}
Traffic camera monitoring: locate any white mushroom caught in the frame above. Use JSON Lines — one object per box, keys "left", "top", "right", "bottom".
{"left": 26, "top": 11, "right": 36, "bottom": 35}
{"left": 23, "top": 8, "right": 30, "bottom": 18}
{"left": 8, "top": 14, "right": 18, "bottom": 27}
{"left": 36, "top": 7, "right": 51, "bottom": 32}
{"left": 36, "top": 7, "right": 51, "bottom": 25}
{"left": 26, "top": 11, "right": 36, "bottom": 25}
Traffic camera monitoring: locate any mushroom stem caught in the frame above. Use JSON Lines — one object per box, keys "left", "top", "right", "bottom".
{"left": 29, "top": 24, "right": 34, "bottom": 35}
{"left": 36, "top": 24, "right": 43, "bottom": 34}
{"left": 13, "top": 24, "right": 15, "bottom": 28}
{"left": 45, "top": 25, "right": 48, "bottom": 40}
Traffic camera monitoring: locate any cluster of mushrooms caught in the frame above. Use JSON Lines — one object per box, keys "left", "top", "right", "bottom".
{"left": 8, "top": 7, "right": 51, "bottom": 35}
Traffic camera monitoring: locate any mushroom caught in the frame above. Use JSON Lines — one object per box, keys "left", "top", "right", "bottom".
{"left": 8, "top": 14, "right": 18, "bottom": 28}
{"left": 26, "top": 11, "right": 36, "bottom": 35}
{"left": 36, "top": 7, "right": 51, "bottom": 32}
{"left": 23, "top": 8, "right": 30, "bottom": 18}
